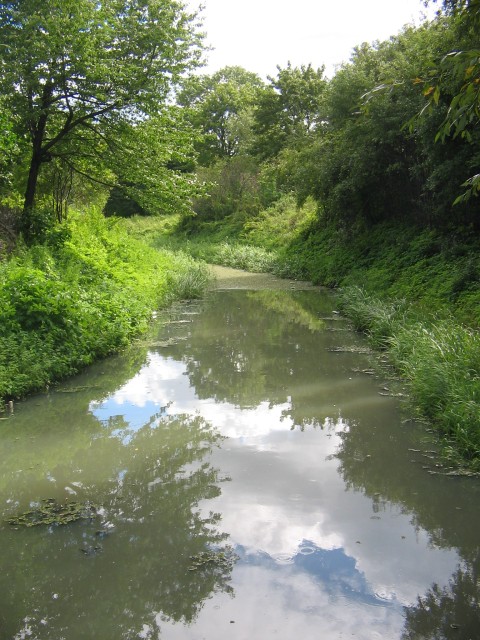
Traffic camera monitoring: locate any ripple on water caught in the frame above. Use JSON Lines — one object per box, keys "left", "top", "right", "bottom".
{"left": 272, "top": 553, "right": 296, "bottom": 565}
{"left": 298, "top": 545, "right": 316, "bottom": 556}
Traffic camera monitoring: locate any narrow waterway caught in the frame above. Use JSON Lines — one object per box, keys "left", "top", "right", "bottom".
{"left": 0, "top": 266, "right": 479, "bottom": 640}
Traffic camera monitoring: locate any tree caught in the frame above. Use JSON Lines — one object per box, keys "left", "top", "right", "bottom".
{"left": 384, "top": 1, "right": 480, "bottom": 204}
{"left": 251, "top": 63, "right": 327, "bottom": 160}
{"left": 0, "top": 0, "right": 203, "bottom": 238}
{"left": 419, "top": 1, "right": 480, "bottom": 202}
{"left": 402, "top": 562, "right": 480, "bottom": 640}
{"left": 177, "top": 66, "right": 264, "bottom": 166}
{"left": 0, "top": 97, "right": 23, "bottom": 197}
{"left": 292, "top": 17, "right": 480, "bottom": 228}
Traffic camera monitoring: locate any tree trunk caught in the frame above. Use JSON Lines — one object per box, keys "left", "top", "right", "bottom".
{"left": 21, "top": 151, "right": 43, "bottom": 243}
{"left": 23, "top": 153, "right": 42, "bottom": 213}
{"left": 21, "top": 83, "right": 54, "bottom": 241}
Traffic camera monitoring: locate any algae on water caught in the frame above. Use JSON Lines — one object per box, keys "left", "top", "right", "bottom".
{"left": 7, "top": 499, "right": 98, "bottom": 527}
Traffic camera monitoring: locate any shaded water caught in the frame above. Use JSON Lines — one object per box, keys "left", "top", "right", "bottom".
{"left": 0, "top": 267, "right": 479, "bottom": 640}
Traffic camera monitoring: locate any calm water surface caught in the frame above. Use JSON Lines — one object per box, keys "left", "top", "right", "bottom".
{"left": 0, "top": 267, "right": 479, "bottom": 640}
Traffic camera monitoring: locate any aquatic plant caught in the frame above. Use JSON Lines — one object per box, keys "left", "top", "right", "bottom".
{"left": 7, "top": 499, "right": 98, "bottom": 527}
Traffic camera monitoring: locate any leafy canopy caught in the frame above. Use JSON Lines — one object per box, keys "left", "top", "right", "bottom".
{"left": 0, "top": 0, "right": 204, "bottom": 232}
{"left": 178, "top": 66, "right": 264, "bottom": 165}
{"left": 252, "top": 62, "right": 327, "bottom": 160}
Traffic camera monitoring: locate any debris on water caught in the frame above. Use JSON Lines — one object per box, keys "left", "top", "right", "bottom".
{"left": 147, "top": 338, "right": 188, "bottom": 347}
{"left": 188, "top": 546, "right": 238, "bottom": 572}
{"left": 378, "top": 391, "right": 406, "bottom": 397}
{"left": 80, "top": 545, "right": 102, "bottom": 556}
{"left": 95, "top": 525, "right": 114, "bottom": 539}
{"left": 327, "top": 346, "right": 373, "bottom": 354}
{"left": 351, "top": 368, "right": 375, "bottom": 375}
{"left": 6, "top": 500, "right": 98, "bottom": 527}
{"left": 57, "top": 385, "right": 99, "bottom": 393}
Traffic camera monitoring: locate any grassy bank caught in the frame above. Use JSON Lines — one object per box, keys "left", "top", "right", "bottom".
{"left": 337, "top": 286, "right": 480, "bottom": 469}
{"left": 126, "top": 198, "right": 480, "bottom": 470}
{"left": 0, "top": 208, "right": 211, "bottom": 404}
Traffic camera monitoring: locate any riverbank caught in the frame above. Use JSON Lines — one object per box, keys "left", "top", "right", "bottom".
{"left": 0, "top": 207, "right": 211, "bottom": 405}
{"left": 125, "top": 211, "right": 480, "bottom": 471}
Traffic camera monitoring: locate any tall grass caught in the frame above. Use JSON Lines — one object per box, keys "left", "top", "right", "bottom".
{"left": 389, "top": 322, "right": 480, "bottom": 466}
{"left": 163, "top": 250, "right": 212, "bottom": 301}
{"left": 338, "top": 286, "right": 480, "bottom": 469}
{"left": 195, "top": 240, "right": 279, "bottom": 272}
{"left": 336, "top": 285, "right": 407, "bottom": 349}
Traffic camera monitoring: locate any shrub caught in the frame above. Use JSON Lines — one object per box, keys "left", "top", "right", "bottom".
{"left": 0, "top": 208, "right": 212, "bottom": 402}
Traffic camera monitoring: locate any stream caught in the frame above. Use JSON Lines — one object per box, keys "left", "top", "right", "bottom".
{"left": 0, "top": 266, "right": 479, "bottom": 640}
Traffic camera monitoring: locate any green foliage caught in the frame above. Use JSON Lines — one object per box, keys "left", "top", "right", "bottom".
{"left": 191, "top": 155, "right": 264, "bottom": 223}
{"left": 336, "top": 286, "right": 480, "bottom": 468}
{"left": 251, "top": 63, "right": 327, "bottom": 160}
{"left": 315, "top": 23, "right": 460, "bottom": 225}
{"left": 103, "top": 185, "right": 148, "bottom": 218}
{"left": 391, "top": 321, "right": 480, "bottom": 463}
{"left": 106, "top": 109, "right": 203, "bottom": 217}
{"left": 243, "top": 193, "right": 317, "bottom": 249}
{"left": 182, "top": 239, "right": 279, "bottom": 273}
{"left": 0, "top": 98, "right": 20, "bottom": 190}
{"left": 336, "top": 285, "right": 407, "bottom": 349}
{"left": 178, "top": 66, "right": 264, "bottom": 166}
{"left": 362, "top": 6, "right": 480, "bottom": 211}
{"left": 0, "top": 208, "right": 211, "bottom": 402}
{"left": 163, "top": 250, "right": 213, "bottom": 300}
{"left": 0, "top": 0, "right": 203, "bottom": 232}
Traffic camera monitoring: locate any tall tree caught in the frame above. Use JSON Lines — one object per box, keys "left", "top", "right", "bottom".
{"left": 177, "top": 66, "right": 264, "bottom": 165}
{"left": 0, "top": 0, "right": 203, "bottom": 237}
{"left": 251, "top": 63, "right": 327, "bottom": 160}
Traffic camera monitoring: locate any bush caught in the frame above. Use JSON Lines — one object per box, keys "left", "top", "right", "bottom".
{"left": 0, "top": 208, "right": 212, "bottom": 402}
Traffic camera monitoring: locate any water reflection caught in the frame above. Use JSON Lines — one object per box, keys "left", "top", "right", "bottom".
{"left": 0, "top": 397, "right": 234, "bottom": 638}
{"left": 1, "top": 284, "right": 479, "bottom": 639}
{"left": 402, "top": 560, "right": 480, "bottom": 640}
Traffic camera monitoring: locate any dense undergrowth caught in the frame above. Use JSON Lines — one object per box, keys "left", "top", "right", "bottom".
{"left": 126, "top": 196, "right": 480, "bottom": 470}
{"left": 0, "top": 207, "right": 211, "bottom": 403}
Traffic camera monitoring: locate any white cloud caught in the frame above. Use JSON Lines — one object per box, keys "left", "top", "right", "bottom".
{"left": 90, "top": 343, "right": 461, "bottom": 633}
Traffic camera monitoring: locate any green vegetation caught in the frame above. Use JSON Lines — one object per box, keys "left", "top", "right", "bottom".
{"left": 0, "top": 0, "right": 479, "bottom": 468}
{"left": 128, "top": 198, "right": 480, "bottom": 469}
{"left": 0, "top": 208, "right": 211, "bottom": 403}
{"left": 0, "top": 0, "right": 210, "bottom": 403}
{"left": 337, "top": 286, "right": 480, "bottom": 468}
{"left": 7, "top": 499, "right": 98, "bottom": 528}
{"left": 0, "top": 0, "right": 203, "bottom": 238}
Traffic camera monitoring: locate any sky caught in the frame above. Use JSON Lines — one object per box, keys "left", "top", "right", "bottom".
{"left": 187, "top": 0, "right": 438, "bottom": 79}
